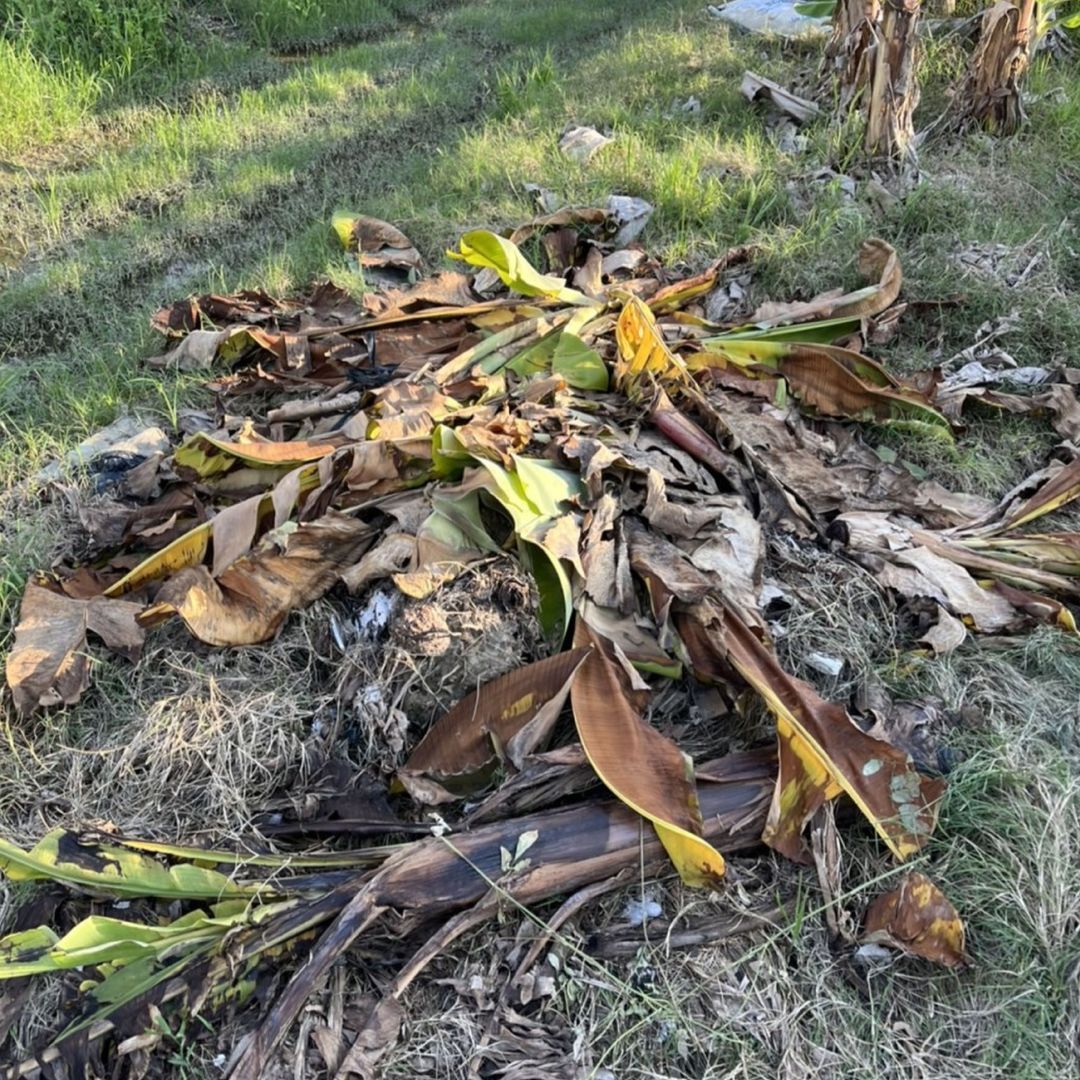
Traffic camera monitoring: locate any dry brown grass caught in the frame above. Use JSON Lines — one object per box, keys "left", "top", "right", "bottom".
{"left": 0, "top": 608, "right": 335, "bottom": 846}
{"left": 4, "top": 508, "right": 1080, "bottom": 1078}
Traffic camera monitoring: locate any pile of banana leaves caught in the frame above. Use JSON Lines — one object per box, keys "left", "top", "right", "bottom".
{"left": 4, "top": 206, "right": 1080, "bottom": 1078}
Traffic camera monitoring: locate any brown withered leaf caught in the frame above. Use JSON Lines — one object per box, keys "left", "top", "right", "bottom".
{"left": 1035, "top": 384, "right": 1080, "bottom": 443}
{"left": 677, "top": 600, "right": 943, "bottom": 863}
{"left": 363, "top": 271, "right": 478, "bottom": 316}
{"left": 349, "top": 216, "right": 422, "bottom": 271}
{"left": 919, "top": 607, "right": 968, "bottom": 655}
{"left": 580, "top": 494, "right": 634, "bottom": 612}
{"left": 401, "top": 648, "right": 592, "bottom": 796}
{"left": 750, "top": 238, "right": 902, "bottom": 326}
{"left": 508, "top": 207, "right": 608, "bottom": 248}
{"left": 369, "top": 319, "right": 476, "bottom": 372}
{"left": 536, "top": 515, "right": 585, "bottom": 578}
{"left": 576, "top": 600, "right": 679, "bottom": 676}
{"left": 6, "top": 584, "right": 145, "bottom": 715}
{"left": 884, "top": 546, "right": 1018, "bottom": 633}
{"left": 570, "top": 620, "right": 727, "bottom": 886}
{"left": 986, "top": 457, "right": 1080, "bottom": 534}
{"left": 139, "top": 515, "right": 375, "bottom": 646}
{"left": 863, "top": 871, "right": 969, "bottom": 967}
{"left": 154, "top": 329, "right": 225, "bottom": 371}
{"left": 624, "top": 521, "right": 714, "bottom": 623}
{"left": 341, "top": 533, "right": 416, "bottom": 594}
{"left": 832, "top": 512, "right": 1065, "bottom": 631}
{"left": 333, "top": 997, "right": 404, "bottom": 1079}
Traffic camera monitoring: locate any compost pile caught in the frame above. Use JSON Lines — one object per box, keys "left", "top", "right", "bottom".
{"left": 4, "top": 206, "right": 1080, "bottom": 1079}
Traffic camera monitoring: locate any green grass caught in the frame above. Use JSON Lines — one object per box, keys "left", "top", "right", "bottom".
{"left": 1, "top": 1, "right": 1080, "bottom": 1074}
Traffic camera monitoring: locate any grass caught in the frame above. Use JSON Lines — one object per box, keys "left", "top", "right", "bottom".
{"left": 1, "top": 1, "right": 1080, "bottom": 1076}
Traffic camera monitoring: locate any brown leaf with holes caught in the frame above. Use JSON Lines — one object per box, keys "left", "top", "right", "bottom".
{"left": 863, "top": 871, "right": 969, "bottom": 967}
{"left": 677, "top": 599, "right": 943, "bottom": 863}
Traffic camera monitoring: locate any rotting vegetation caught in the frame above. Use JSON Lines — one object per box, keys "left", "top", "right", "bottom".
{"left": 2, "top": 2, "right": 1080, "bottom": 1076}
{"left": 2, "top": 199, "right": 1080, "bottom": 1078}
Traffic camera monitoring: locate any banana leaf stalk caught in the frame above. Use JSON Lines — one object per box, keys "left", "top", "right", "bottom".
{"left": 6, "top": 751, "right": 774, "bottom": 1080}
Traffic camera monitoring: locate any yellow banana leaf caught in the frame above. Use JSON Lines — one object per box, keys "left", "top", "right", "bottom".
{"left": 614, "top": 296, "right": 694, "bottom": 394}
{"left": 448, "top": 230, "right": 591, "bottom": 305}
{"left": 570, "top": 620, "right": 727, "bottom": 886}
{"left": 677, "top": 601, "right": 943, "bottom": 862}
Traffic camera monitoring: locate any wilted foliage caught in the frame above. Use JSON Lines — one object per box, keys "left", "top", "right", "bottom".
{"left": 4, "top": 207, "right": 1080, "bottom": 1077}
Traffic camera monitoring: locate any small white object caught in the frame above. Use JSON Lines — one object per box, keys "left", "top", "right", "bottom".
{"left": 356, "top": 588, "right": 395, "bottom": 640}
{"left": 759, "top": 582, "right": 789, "bottom": 607}
{"left": 806, "top": 652, "right": 844, "bottom": 678}
{"left": 854, "top": 942, "right": 894, "bottom": 964}
{"left": 625, "top": 895, "right": 663, "bottom": 926}
{"left": 606, "top": 194, "right": 654, "bottom": 246}
{"left": 559, "top": 126, "right": 612, "bottom": 163}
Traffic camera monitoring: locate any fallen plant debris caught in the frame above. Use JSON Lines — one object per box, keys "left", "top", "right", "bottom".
{"left": 4, "top": 202, "right": 1080, "bottom": 1076}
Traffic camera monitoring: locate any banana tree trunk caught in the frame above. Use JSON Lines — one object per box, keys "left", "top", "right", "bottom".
{"left": 824, "top": 0, "right": 883, "bottom": 111}
{"left": 957, "top": 0, "right": 1037, "bottom": 134}
{"left": 865, "top": 0, "right": 922, "bottom": 163}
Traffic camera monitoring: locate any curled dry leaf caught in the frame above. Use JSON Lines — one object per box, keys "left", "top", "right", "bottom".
{"left": 677, "top": 600, "right": 943, "bottom": 862}
{"left": 693, "top": 337, "right": 951, "bottom": 431}
{"left": 103, "top": 456, "right": 333, "bottom": 599}
{"left": 173, "top": 432, "right": 335, "bottom": 478}
{"left": 332, "top": 213, "right": 421, "bottom": 270}
{"left": 570, "top": 620, "right": 727, "bottom": 886}
{"left": 139, "top": 515, "right": 375, "bottom": 646}
{"left": 749, "top": 239, "right": 901, "bottom": 327}
{"left": 6, "top": 585, "right": 145, "bottom": 716}
{"left": 401, "top": 648, "right": 592, "bottom": 796}
{"left": 341, "top": 532, "right": 417, "bottom": 594}
{"left": 985, "top": 457, "right": 1080, "bottom": 533}
{"left": 863, "top": 871, "right": 969, "bottom": 967}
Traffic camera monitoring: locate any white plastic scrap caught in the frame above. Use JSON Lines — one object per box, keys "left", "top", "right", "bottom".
{"left": 606, "top": 194, "right": 654, "bottom": 247}
{"left": 854, "top": 942, "right": 895, "bottom": 965}
{"left": 357, "top": 586, "right": 396, "bottom": 640}
{"left": 625, "top": 895, "right": 663, "bottom": 926}
{"left": 806, "top": 652, "right": 844, "bottom": 678}
{"left": 708, "top": 0, "right": 829, "bottom": 39}
{"left": 559, "top": 125, "right": 612, "bottom": 163}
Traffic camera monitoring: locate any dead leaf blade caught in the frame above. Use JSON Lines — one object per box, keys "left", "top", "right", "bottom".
{"left": 570, "top": 620, "right": 726, "bottom": 886}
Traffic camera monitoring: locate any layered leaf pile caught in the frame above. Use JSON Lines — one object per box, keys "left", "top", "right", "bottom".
{"left": 4, "top": 209, "right": 1080, "bottom": 1075}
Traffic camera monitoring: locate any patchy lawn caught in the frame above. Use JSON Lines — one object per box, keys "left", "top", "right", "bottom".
{"left": 1, "top": 1, "right": 1080, "bottom": 1077}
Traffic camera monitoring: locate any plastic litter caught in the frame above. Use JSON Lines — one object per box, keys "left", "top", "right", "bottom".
{"left": 707, "top": 0, "right": 828, "bottom": 39}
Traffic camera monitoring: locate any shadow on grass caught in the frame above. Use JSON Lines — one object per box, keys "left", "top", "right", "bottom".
{"left": 0, "top": 0, "right": 789, "bottom": 424}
